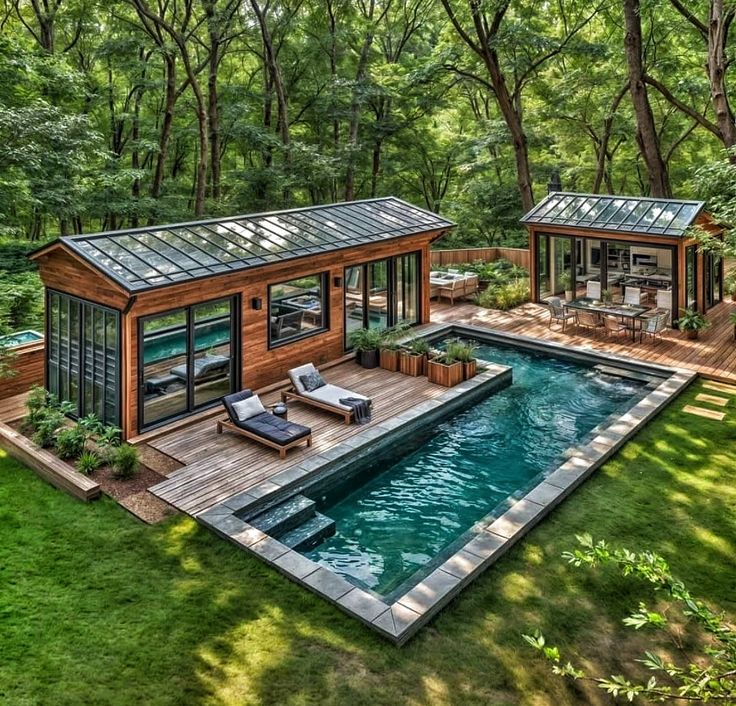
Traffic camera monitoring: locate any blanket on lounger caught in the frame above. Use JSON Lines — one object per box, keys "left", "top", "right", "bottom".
{"left": 339, "top": 397, "right": 372, "bottom": 424}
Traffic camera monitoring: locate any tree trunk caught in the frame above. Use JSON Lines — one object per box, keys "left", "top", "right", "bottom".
{"left": 345, "top": 30, "right": 374, "bottom": 201}
{"left": 151, "top": 54, "right": 177, "bottom": 205}
{"left": 708, "top": 0, "right": 736, "bottom": 150}
{"left": 623, "top": 0, "right": 671, "bottom": 196}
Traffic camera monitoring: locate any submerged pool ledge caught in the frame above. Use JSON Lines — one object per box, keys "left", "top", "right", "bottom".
{"left": 197, "top": 325, "right": 697, "bottom": 646}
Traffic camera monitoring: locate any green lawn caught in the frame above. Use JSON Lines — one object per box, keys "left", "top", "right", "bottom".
{"left": 1, "top": 380, "right": 735, "bottom": 706}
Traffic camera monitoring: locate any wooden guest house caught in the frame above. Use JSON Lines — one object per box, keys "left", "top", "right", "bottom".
{"left": 30, "top": 198, "right": 454, "bottom": 440}
{"left": 522, "top": 192, "right": 724, "bottom": 324}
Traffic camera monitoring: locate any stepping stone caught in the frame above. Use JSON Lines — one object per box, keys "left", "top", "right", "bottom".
{"left": 682, "top": 405, "right": 725, "bottom": 421}
{"left": 703, "top": 381, "right": 736, "bottom": 395}
{"left": 695, "top": 393, "right": 729, "bottom": 407}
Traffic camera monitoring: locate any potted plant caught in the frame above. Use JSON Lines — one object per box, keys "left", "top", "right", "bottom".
{"left": 678, "top": 308, "right": 711, "bottom": 340}
{"left": 348, "top": 327, "right": 383, "bottom": 369}
{"left": 378, "top": 325, "right": 407, "bottom": 372}
{"left": 601, "top": 288, "right": 612, "bottom": 304}
{"left": 426, "top": 339, "right": 464, "bottom": 387}
{"left": 454, "top": 341, "right": 479, "bottom": 380}
{"left": 558, "top": 272, "right": 573, "bottom": 301}
{"left": 399, "top": 337, "right": 430, "bottom": 376}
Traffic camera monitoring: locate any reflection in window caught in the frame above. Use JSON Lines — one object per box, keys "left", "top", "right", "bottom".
{"left": 269, "top": 273, "right": 327, "bottom": 345}
{"left": 47, "top": 291, "right": 120, "bottom": 426}
{"left": 686, "top": 245, "right": 697, "bottom": 309}
{"left": 141, "top": 298, "right": 234, "bottom": 429}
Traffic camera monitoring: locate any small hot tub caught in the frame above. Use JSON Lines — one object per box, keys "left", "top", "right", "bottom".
{"left": 0, "top": 330, "right": 44, "bottom": 347}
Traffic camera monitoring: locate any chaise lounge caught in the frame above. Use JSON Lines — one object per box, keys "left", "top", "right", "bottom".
{"left": 282, "top": 363, "right": 371, "bottom": 425}
{"left": 217, "top": 389, "right": 312, "bottom": 459}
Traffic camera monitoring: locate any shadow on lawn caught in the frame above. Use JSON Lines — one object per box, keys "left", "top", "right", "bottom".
{"left": 1, "top": 383, "right": 734, "bottom": 706}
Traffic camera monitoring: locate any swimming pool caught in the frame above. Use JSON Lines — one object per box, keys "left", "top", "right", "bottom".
{"left": 0, "top": 330, "right": 43, "bottom": 347}
{"left": 301, "top": 340, "right": 651, "bottom": 598}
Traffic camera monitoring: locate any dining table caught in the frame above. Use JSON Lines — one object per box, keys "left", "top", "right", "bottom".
{"left": 563, "top": 297, "right": 649, "bottom": 341}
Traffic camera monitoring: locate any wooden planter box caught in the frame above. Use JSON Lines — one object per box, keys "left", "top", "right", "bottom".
{"left": 399, "top": 351, "right": 425, "bottom": 377}
{"left": 379, "top": 348, "right": 400, "bottom": 372}
{"left": 462, "top": 360, "right": 477, "bottom": 380}
{"left": 427, "top": 359, "right": 463, "bottom": 387}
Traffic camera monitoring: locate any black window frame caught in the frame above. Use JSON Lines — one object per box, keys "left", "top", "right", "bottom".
{"left": 343, "top": 250, "right": 423, "bottom": 350}
{"left": 45, "top": 289, "right": 122, "bottom": 427}
{"left": 267, "top": 272, "right": 329, "bottom": 349}
{"left": 137, "top": 294, "right": 241, "bottom": 433}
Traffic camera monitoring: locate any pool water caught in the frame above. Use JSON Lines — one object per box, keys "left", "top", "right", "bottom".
{"left": 0, "top": 330, "right": 43, "bottom": 347}
{"left": 303, "top": 341, "right": 650, "bottom": 598}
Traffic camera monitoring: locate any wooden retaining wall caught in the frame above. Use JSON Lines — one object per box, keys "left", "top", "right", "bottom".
{"left": 0, "top": 422, "right": 101, "bottom": 501}
{"left": 431, "top": 247, "right": 530, "bottom": 269}
{"left": 0, "top": 341, "right": 44, "bottom": 400}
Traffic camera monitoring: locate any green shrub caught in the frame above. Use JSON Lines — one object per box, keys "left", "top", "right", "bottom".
{"left": 76, "top": 450, "right": 102, "bottom": 475}
{"left": 477, "top": 278, "right": 530, "bottom": 311}
{"left": 55, "top": 425, "right": 87, "bottom": 460}
{"left": 25, "top": 384, "right": 49, "bottom": 427}
{"left": 97, "top": 424, "right": 122, "bottom": 449}
{"left": 109, "top": 444, "right": 139, "bottom": 480}
{"left": 31, "top": 407, "right": 65, "bottom": 448}
{"left": 0, "top": 272, "right": 45, "bottom": 331}
{"left": 724, "top": 265, "right": 736, "bottom": 298}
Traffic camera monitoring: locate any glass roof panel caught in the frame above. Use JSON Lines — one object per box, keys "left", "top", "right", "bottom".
{"left": 61, "top": 198, "right": 454, "bottom": 291}
{"left": 521, "top": 192, "right": 704, "bottom": 237}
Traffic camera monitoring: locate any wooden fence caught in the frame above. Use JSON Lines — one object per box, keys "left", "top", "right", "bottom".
{"left": 431, "top": 247, "right": 530, "bottom": 269}
{"left": 0, "top": 341, "right": 44, "bottom": 401}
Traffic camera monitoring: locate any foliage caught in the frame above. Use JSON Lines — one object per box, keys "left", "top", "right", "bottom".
{"left": 347, "top": 327, "right": 384, "bottom": 352}
{"left": 76, "top": 450, "right": 102, "bottom": 475}
{"left": 0, "top": 340, "right": 16, "bottom": 379}
{"left": 525, "top": 534, "right": 736, "bottom": 704}
{"left": 677, "top": 308, "right": 711, "bottom": 332}
{"left": 378, "top": 323, "right": 410, "bottom": 351}
{"left": 0, "top": 272, "right": 44, "bottom": 333}
{"left": 557, "top": 272, "right": 572, "bottom": 291}
{"left": 108, "top": 444, "right": 139, "bottom": 480}
{"left": 452, "top": 340, "right": 478, "bottom": 363}
{"left": 30, "top": 407, "right": 67, "bottom": 449}
{"left": 478, "top": 279, "right": 530, "bottom": 311}
{"left": 404, "top": 336, "right": 431, "bottom": 356}
{"left": 25, "top": 385, "right": 50, "bottom": 428}
{"left": 434, "top": 338, "right": 465, "bottom": 365}
{"left": 54, "top": 425, "right": 87, "bottom": 461}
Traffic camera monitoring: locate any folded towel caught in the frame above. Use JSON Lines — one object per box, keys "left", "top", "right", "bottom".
{"left": 339, "top": 397, "right": 372, "bottom": 424}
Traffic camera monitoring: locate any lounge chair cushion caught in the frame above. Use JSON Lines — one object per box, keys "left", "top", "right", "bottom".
{"left": 231, "top": 394, "right": 267, "bottom": 422}
{"left": 238, "top": 412, "right": 311, "bottom": 446}
{"left": 299, "top": 371, "right": 326, "bottom": 392}
{"left": 302, "top": 384, "right": 370, "bottom": 412}
{"left": 288, "top": 363, "right": 318, "bottom": 393}
{"left": 171, "top": 354, "right": 230, "bottom": 381}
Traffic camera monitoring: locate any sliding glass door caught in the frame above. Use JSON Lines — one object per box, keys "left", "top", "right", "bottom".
{"left": 344, "top": 252, "right": 421, "bottom": 348}
{"left": 139, "top": 296, "right": 238, "bottom": 431}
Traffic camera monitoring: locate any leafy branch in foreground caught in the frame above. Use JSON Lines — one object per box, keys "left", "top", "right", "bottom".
{"left": 523, "top": 535, "right": 736, "bottom": 703}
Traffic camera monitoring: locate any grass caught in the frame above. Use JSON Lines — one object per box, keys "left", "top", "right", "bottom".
{"left": 1, "top": 379, "right": 735, "bottom": 706}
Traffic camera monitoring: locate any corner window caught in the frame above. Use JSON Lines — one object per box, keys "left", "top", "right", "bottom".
{"left": 269, "top": 273, "right": 328, "bottom": 346}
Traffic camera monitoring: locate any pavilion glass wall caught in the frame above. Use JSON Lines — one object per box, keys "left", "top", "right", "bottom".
{"left": 47, "top": 291, "right": 120, "bottom": 426}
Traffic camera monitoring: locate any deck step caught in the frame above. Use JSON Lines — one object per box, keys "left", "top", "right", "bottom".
{"left": 249, "top": 494, "right": 316, "bottom": 536}
{"left": 279, "top": 512, "right": 336, "bottom": 551}
{"left": 593, "top": 364, "right": 661, "bottom": 384}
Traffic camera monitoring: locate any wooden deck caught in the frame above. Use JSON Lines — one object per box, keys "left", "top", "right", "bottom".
{"left": 432, "top": 299, "right": 736, "bottom": 382}
{"left": 149, "top": 363, "right": 451, "bottom": 515}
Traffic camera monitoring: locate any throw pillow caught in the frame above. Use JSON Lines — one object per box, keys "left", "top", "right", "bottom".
{"left": 299, "top": 371, "right": 326, "bottom": 392}
{"left": 231, "top": 395, "right": 266, "bottom": 422}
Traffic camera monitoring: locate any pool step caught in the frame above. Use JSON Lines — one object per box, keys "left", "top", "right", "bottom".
{"left": 249, "top": 494, "right": 316, "bottom": 536}
{"left": 279, "top": 513, "right": 336, "bottom": 551}
{"left": 593, "top": 364, "right": 661, "bottom": 385}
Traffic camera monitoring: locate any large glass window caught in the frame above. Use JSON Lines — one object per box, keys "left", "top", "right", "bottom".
{"left": 140, "top": 297, "right": 236, "bottom": 430}
{"left": 536, "top": 234, "right": 572, "bottom": 299}
{"left": 344, "top": 252, "right": 421, "bottom": 348}
{"left": 47, "top": 291, "right": 120, "bottom": 426}
{"left": 269, "top": 273, "right": 327, "bottom": 346}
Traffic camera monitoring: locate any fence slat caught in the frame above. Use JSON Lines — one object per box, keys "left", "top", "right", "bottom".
{"left": 431, "top": 247, "right": 529, "bottom": 269}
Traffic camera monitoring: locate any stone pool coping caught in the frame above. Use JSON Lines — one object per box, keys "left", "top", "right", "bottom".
{"left": 197, "top": 324, "right": 697, "bottom": 645}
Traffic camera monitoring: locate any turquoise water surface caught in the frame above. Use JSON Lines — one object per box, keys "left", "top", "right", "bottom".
{"left": 303, "top": 341, "right": 650, "bottom": 597}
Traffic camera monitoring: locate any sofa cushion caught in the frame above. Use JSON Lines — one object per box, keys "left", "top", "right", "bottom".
{"left": 288, "top": 362, "right": 318, "bottom": 393}
{"left": 231, "top": 394, "right": 266, "bottom": 421}
{"left": 239, "top": 412, "right": 311, "bottom": 446}
{"left": 299, "top": 371, "right": 326, "bottom": 392}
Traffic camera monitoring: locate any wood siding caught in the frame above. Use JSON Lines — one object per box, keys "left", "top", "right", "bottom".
{"left": 0, "top": 343, "right": 44, "bottom": 400}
